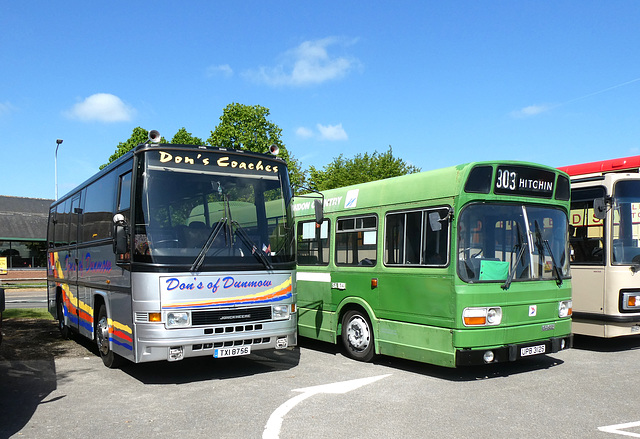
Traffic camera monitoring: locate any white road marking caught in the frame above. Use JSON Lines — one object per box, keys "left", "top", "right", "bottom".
{"left": 262, "top": 374, "right": 391, "bottom": 439}
{"left": 599, "top": 421, "right": 640, "bottom": 437}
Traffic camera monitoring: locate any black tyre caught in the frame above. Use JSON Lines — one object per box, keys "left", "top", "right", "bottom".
{"left": 96, "top": 304, "right": 123, "bottom": 368}
{"left": 341, "top": 309, "right": 375, "bottom": 362}
{"left": 57, "top": 294, "right": 70, "bottom": 339}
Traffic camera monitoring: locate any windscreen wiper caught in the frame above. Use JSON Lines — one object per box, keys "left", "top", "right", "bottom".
{"left": 502, "top": 242, "right": 528, "bottom": 291}
{"left": 534, "top": 221, "right": 563, "bottom": 286}
{"left": 231, "top": 220, "right": 273, "bottom": 270}
{"left": 190, "top": 219, "right": 227, "bottom": 273}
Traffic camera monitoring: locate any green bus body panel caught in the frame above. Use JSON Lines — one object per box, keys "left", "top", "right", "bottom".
{"left": 294, "top": 161, "right": 572, "bottom": 367}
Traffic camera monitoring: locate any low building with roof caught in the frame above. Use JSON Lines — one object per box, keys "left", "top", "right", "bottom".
{"left": 0, "top": 195, "right": 53, "bottom": 277}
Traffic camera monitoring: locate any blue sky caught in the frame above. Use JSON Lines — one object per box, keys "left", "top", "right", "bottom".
{"left": 2, "top": 1, "right": 639, "bottom": 200}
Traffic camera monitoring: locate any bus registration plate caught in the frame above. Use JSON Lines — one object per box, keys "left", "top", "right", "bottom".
{"left": 520, "top": 344, "right": 545, "bottom": 357}
{"left": 214, "top": 346, "right": 251, "bottom": 358}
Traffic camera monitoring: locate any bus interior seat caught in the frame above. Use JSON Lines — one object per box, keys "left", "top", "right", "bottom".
{"left": 184, "top": 221, "right": 209, "bottom": 247}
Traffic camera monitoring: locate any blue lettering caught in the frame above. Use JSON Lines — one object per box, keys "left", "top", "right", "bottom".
{"left": 166, "top": 278, "right": 180, "bottom": 291}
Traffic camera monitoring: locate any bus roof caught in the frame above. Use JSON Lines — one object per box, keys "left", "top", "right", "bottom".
{"left": 558, "top": 155, "right": 640, "bottom": 177}
{"left": 293, "top": 160, "right": 564, "bottom": 216}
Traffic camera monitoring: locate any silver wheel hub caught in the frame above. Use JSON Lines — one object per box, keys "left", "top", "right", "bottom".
{"left": 96, "top": 317, "right": 110, "bottom": 355}
{"left": 346, "top": 316, "right": 370, "bottom": 350}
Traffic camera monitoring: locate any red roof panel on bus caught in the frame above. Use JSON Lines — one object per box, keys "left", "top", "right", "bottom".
{"left": 558, "top": 155, "right": 640, "bottom": 176}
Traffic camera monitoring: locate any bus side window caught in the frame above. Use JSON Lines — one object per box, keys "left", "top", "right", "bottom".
{"left": 297, "top": 220, "right": 330, "bottom": 265}
{"left": 336, "top": 215, "right": 377, "bottom": 266}
{"left": 385, "top": 207, "right": 450, "bottom": 267}
{"left": 570, "top": 187, "right": 605, "bottom": 265}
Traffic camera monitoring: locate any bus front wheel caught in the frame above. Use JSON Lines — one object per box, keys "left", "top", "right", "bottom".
{"left": 341, "top": 309, "right": 375, "bottom": 362}
{"left": 96, "top": 305, "right": 122, "bottom": 368}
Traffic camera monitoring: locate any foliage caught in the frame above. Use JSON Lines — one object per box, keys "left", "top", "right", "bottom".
{"left": 207, "top": 103, "right": 305, "bottom": 192}
{"left": 171, "top": 127, "right": 203, "bottom": 145}
{"left": 100, "top": 127, "right": 160, "bottom": 170}
{"left": 307, "top": 146, "right": 421, "bottom": 191}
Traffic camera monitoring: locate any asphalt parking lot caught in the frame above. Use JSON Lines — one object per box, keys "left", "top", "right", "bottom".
{"left": 2, "top": 289, "right": 640, "bottom": 438}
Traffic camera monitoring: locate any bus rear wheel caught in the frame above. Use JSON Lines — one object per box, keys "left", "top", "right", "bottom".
{"left": 96, "top": 305, "right": 122, "bottom": 368}
{"left": 341, "top": 309, "right": 375, "bottom": 362}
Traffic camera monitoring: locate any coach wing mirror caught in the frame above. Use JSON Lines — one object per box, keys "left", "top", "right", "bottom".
{"left": 113, "top": 213, "right": 128, "bottom": 254}
{"left": 314, "top": 199, "right": 324, "bottom": 224}
{"left": 594, "top": 198, "right": 607, "bottom": 220}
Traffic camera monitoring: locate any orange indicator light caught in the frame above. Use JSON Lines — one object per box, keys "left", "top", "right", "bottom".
{"left": 149, "top": 313, "right": 162, "bottom": 322}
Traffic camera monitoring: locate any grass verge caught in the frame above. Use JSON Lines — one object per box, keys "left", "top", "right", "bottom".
{"left": 3, "top": 308, "right": 53, "bottom": 320}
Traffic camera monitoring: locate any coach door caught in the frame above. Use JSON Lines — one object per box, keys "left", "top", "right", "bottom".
{"left": 67, "top": 195, "right": 83, "bottom": 332}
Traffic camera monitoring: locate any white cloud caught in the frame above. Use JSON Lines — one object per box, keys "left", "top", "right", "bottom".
{"left": 244, "top": 37, "right": 359, "bottom": 87}
{"left": 317, "top": 123, "right": 348, "bottom": 141}
{"left": 510, "top": 104, "right": 552, "bottom": 119}
{"left": 295, "top": 126, "right": 314, "bottom": 138}
{"left": 207, "top": 64, "right": 233, "bottom": 78}
{"left": 65, "top": 93, "right": 135, "bottom": 122}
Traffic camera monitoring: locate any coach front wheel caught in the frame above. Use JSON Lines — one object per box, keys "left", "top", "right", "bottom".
{"left": 341, "top": 309, "right": 375, "bottom": 362}
{"left": 96, "top": 304, "right": 122, "bottom": 368}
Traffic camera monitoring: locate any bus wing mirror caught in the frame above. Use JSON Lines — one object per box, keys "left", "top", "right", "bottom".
{"left": 314, "top": 199, "right": 324, "bottom": 225}
{"left": 594, "top": 198, "right": 607, "bottom": 220}
{"left": 428, "top": 212, "right": 442, "bottom": 232}
{"left": 113, "top": 214, "right": 128, "bottom": 254}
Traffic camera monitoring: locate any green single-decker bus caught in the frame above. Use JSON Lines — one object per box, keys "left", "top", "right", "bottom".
{"left": 293, "top": 161, "right": 573, "bottom": 367}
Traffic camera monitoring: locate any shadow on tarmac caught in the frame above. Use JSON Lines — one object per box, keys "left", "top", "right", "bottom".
{"left": 0, "top": 359, "right": 58, "bottom": 438}
{"left": 298, "top": 335, "right": 565, "bottom": 383}
{"left": 119, "top": 346, "right": 301, "bottom": 384}
{"left": 572, "top": 333, "right": 640, "bottom": 352}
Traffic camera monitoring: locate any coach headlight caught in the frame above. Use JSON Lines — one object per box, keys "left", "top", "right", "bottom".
{"left": 166, "top": 311, "right": 190, "bottom": 328}
{"left": 272, "top": 304, "right": 290, "bottom": 320}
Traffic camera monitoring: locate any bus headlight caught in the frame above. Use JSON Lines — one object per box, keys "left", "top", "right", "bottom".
{"left": 558, "top": 300, "right": 572, "bottom": 318}
{"left": 621, "top": 291, "right": 640, "bottom": 312}
{"left": 272, "top": 304, "right": 290, "bottom": 320}
{"left": 166, "top": 311, "right": 190, "bottom": 328}
{"left": 463, "top": 307, "right": 502, "bottom": 326}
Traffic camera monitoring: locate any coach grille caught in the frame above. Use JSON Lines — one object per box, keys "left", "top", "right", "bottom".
{"left": 191, "top": 306, "right": 272, "bottom": 326}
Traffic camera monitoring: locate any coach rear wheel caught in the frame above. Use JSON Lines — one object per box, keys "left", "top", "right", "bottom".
{"left": 57, "top": 294, "right": 70, "bottom": 339}
{"left": 96, "top": 304, "right": 122, "bottom": 368}
{"left": 341, "top": 309, "right": 375, "bottom": 362}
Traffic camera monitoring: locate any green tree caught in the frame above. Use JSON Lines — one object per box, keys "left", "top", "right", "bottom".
{"left": 207, "top": 103, "right": 304, "bottom": 192}
{"left": 171, "top": 127, "right": 203, "bottom": 145}
{"left": 100, "top": 126, "right": 150, "bottom": 169}
{"left": 307, "top": 146, "right": 420, "bottom": 191}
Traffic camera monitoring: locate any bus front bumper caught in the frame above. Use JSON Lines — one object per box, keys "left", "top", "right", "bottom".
{"left": 455, "top": 335, "right": 573, "bottom": 366}
{"left": 134, "top": 319, "right": 297, "bottom": 363}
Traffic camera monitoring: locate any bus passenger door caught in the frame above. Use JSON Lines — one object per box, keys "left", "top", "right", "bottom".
{"left": 67, "top": 195, "right": 82, "bottom": 333}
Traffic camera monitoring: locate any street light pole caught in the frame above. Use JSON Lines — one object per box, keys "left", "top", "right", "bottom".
{"left": 55, "top": 139, "right": 63, "bottom": 200}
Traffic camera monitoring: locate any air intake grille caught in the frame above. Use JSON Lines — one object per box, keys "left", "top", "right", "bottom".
{"left": 192, "top": 306, "right": 272, "bottom": 326}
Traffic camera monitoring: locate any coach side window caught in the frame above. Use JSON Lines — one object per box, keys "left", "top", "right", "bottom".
{"left": 54, "top": 199, "right": 70, "bottom": 247}
{"left": 335, "top": 215, "right": 377, "bottom": 266}
{"left": 83, "top": 171, "right": 117, "bottom": 242}
{"left": 297, "top": 220, "right": 330, "bottom": 265}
